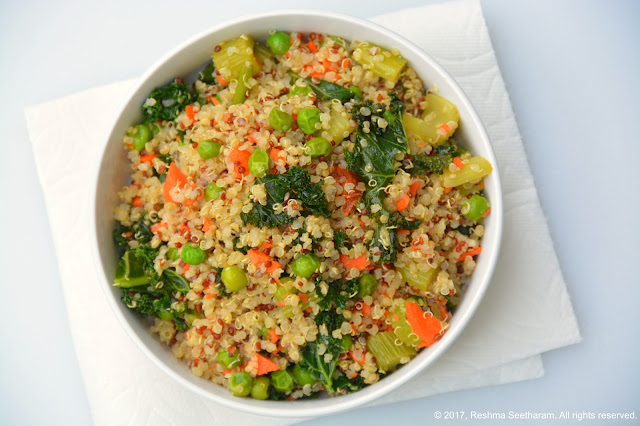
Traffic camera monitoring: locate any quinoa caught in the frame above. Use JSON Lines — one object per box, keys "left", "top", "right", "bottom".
{"left": 113, "top": 31, "right": 492, "bottom": 399}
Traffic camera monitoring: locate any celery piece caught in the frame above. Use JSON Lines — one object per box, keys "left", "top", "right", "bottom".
{"left": 232, "top": 64, "right": 252, "bottom": 105}
{"left": 421, "top": 93, "right": 460, "bottom": 127}
{"left": 114, "top": 251, "right": 150, "bottom": 288}
{"left": 274, "top": 277, "right": 298, "bottom": 301}
{"left": 403, "top": 93, "right": 460, "bottom": 144}
{"left": 353, "top": 42, "right": 407, "bottom": 83}
{"left": 328, "top": 35, "right": 347, "bottom": 48}
{"left": 390, "top": 305, "right": 421, "bottom": 347}
{"left": 212, "top": 35, "right": 261, "bottom": 83}
{"left": 366, "top": 331, "right": 417, "bottom": 372}
{"left": 442, "top": 156, "right": 492, "bottom": 188}
{"left": 399, "top": 262, "right": 439, "bottom": 292}
{"left": 327, "top": 109, "right": 355, "bottom": 142}
{"left": 254, "top": 42, "right": 273, "bottom": 64}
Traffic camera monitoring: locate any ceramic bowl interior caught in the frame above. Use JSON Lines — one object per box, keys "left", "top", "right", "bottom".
{"left": 91, "top": 9, "right": 503, "bottom": 418}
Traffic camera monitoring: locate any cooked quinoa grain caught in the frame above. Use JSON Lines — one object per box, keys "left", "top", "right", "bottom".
{"left": 113, "top": 31, "right": 493, "bottom": 399}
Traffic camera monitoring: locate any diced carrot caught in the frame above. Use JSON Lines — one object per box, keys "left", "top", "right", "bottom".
{"left": 351, "top": 323, "right": 357, "bottom": 334}
{"left": 229, "top": 147, "right": 252, "bottom": 177}
{"left": 248, "top": 248, "right": 271, "bottom": 265}
{"left": 163, "top": 163, "right": 188, "bottom": 204}
{"left": 339, "top": 254, "right": 370, "bottom": 271}
{"left": 453, "top": 157, "right": 464, "bottom": 170}
{"left": 322, "top": 59, "right": 337, "bottom": 72}
{"left": 307, "top": 41, "right": 318, "bottom": 53}
{"left": 183, "top": 264, "right": 190, "bottom": 272}
{"left": 397, "top": 229, "right": 410, "bottom": 235}
{"left": 262, "top": 240, "right": 273, "bottom": 250}
{"left": 140, "top": 153, "right": 157, "bottom": 163}
{"left": 409, "top": 181, "right": 421, "bottom": 197}
{"left": 132, "top": 196, "right": 142, "bottom": 207}
{"left": 268, "top": 328, "right": 278, "bottom": 344}
{"left": 265, "top": 261, "right": 281, "bottom": 274}
{"left": 440, "top": 122, "right": 451, "bottom": 134}
{"left": 405, "top": 301, "right": 442, "bottom": 348}
{"left": 185, "top": 105, "right": 195, "bottom": 121}
{"left": 222, "top": 369, "right": 232, "bottom": 375}
{"left": 341, "top": 58, "right": 350, "bottom": 69}
{"left": 298, "top": 293, "right": 308, "bottom": 304}
{"left": 358, "top": 217, "right": 366, "bottom": 227}
{"left": 217, "top": 73, "right": 228, "bottom": 86}
{"left": 202, "top": 217, "right": 211, "bottom": 233}
{"left": 223, "top": 112, "right": 233, "bottom": 123}
{"left": 195, "top": 304, "right": 201, "bottom": 314}
{"left": 270, "top": 148, "right": 286, "bottom": 165}
{"left": 377, "top": 93, "right": 383, "bottom": 102}
{"left": 482, "top": 207, "right": 491, "bottom": 218}
{"left": 285, "top": 51, "right": 291, "bottom": 59}
{"left": 332, "top": 166, "right": 360, "bottom": 186}
{"left": 247, "top": 132, "right": 259, "bottom": 144}
{"left": 206, "top": 293, "right": 214, "bottom": 300}
{"left": 444, "top": 187, "right": 453, "bottom": 194}
{"left": 252, "top": 353, "right": 280, "bottom": 376}
{"left": 151, "top": 222, "right": 167, "bottom": 234}
{"left": 396, "top": 193, "right": 411, "bottom": 211}
{"left": 361, "top": 303, "right": 371, "bottom": 316}
{"left": 308, "top": 71, "right": 325, "bottom": 79}
{"left": 458, "top": 246, "right": 482, "bottom": 262}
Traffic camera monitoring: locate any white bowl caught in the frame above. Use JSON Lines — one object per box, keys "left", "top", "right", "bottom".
{"left": 90, "top": 9, "right": 503, "bottom": 418}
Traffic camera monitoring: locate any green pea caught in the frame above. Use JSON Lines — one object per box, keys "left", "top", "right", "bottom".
{"left": 205, "top": 182, "right": 224, "bottom": 201}
{"left": 181, "top": 243, "right": 206, "bottom": 265}
{"left": 292, "top": 363, "right": 316, "bottom": 386}
{"left": 305, "top": 137, "right": 333, "bottom": 157}
{"left": 270, "top": 369, "right": 294, "bottom": 393}
{"left": 250, "top": 376, "right": 270, "bottom": 400}
{"left": 166, "top": 247, "right": 179, "bottom": 261}
{"left": 217, "top": 349, "right": 242, "bottom": 369}
{"left": 274, "top": 277, "right": 298, "bottom": 301}
{"left": 269, "top": 107, "right": 294, "bottom": 132}
{"left": 340, "top": 334, "right": 353, "bottom": 352}
{"left": 248, "top": 149, "right": 270, "bottom": 178}
{"left": 221, "top": 265, "right": 248, "bottom": 292}
{"left": 349, "top": 86, "right": 363, "bottom": 100}
{"left": 131, "top": 124, "right": 151, "bottom": 151}
{"left": 462, "top": 194, "right": 490, "bottom": 221}
{"left": 229, "top": 372, "right": 253, "bottom": 397}
{"left": 357, "top": 274, "right": 378, "bottom": 298}
{"left": 296, "top": 107, "right": 321, "bottom": 135}
{"left": 290, "top": 253, "right": 321, "bottom": 278}
{"left": 267, "top": 31, "right": 291, "bottom": 55}
{"left": 289, "top": 85, "right": 312, "bottom": 97}
{"left": 197, "top": 140, "right": 221, "bottom": 159}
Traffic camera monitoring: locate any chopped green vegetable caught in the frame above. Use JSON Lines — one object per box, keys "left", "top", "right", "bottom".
{"left": 221, "top": 265, "right": 248, "bottom": 292}
{"left": 198, "top": 61, "right": 217, "bottom": 84}
{"left": 218, "top": 349, "right": 242, "bottom": 369}
{"left": 353, "top": 42, "right": 407, "bottom": 83}
{"left": 205, "top": 182, "right": 224, "bottom": 201}
{"left": 442, "top": 156, "right": 492, "bottom": 187}
{"left": 232, "top": 64, "right": 252, "bottom": 105}
{"left": 212, "top": 35, "right": 260, "bottom": 83}
{"left": 250, "top": 376, "right": 270, "bottom": 400}
{"left": 269, "top": 107, "right": 294, "bottom": 132}
{"left": 230, "top": 372, "right": 253, "bottom": 397}
{"left": 181, "top": 243, "right": 206, "bottom": 265}
{"left": 197, "top": 140, "right": 221, "bottom": 159}
{"left": 267, "top": 31, "right": 291, "bottom": 55}
{"left": 305, "top": 137, "right": 333, "bottom": 157}
{"left": 270, "top": 369, "right": 294, "bottom": 393}
{"left": 130, "top": 124, "right": 151, "bottom": 151}
{"left": 327, "top": 109, "right": 355, "bottom": 143}
{"left": 366, "top": 331, "right": 416, "bottom": 372}
{"left": 141, "top": 80, "right": 196, "bottom": 123}
{"left": 462, "top": 194, "right": 490, "bottom": 220}
{"left": 248, "top": 149, "right": 270, "bottom": 178}
{"left": 291, "top": 253, "right": 321, "bottom": 278}
{"left": 357, "top": 274, "right": 378, "bottom": 298}
{"left": 297, "top": 107, "right": 321, "bottom": 134}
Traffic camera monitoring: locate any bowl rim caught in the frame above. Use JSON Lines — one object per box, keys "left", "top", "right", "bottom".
{"left": 89, "top": 8, "right": 503, "bottom": 418}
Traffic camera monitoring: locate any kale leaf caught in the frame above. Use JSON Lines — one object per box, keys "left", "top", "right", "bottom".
{"left": 299, "top": 309, "right": 347, "bottom": 394}
{"left": 141, "top": 80, "right": 197, "bottom": 123}
{"left": 406, "top": 142, "right": 466, "bottom": 176}
{"left": 305, "top": 78, "right": 353, "bottom": 102}
{"left": 316, "top": 280, "right": 359, "bottom": 311}
{"left": 242, "top": 166, "right": 331, "bottom": 228}
{"left": 346, "top": 94, "right": 420, "bottom": 262}
{"left": 198, "top": 61, "right": 217, "bottom": 84}
{"left": 333, "top": 230, "right": 352, "bottom": 250}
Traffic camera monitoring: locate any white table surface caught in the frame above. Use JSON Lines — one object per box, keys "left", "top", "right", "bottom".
{"left": 1, "top": 0, "right": 638, "bottom": 425}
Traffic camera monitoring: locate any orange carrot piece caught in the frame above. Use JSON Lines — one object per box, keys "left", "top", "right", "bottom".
{"left": 405, "top": 301, "right": 442, "bottom": 348}
{"left": 247, "top": 133, "right": 258, "bottom": 144}
{"left": 248, "top": 249, "right": 270, "bottom": 265}
{"left": 358, "top": 217, "right": 366, "bottom": 227}
{"left": 309, "top": 71, "right": 325, "bottom": 79}
{"left": 307, "top": 41, "right": 318, "bottom": 53}
{"left": 151, "top": 221, "right": 167, "bottom": 234}
{"left": 140, "top": 153, "right": 157, "bottom": 163}
{"left": 185, "top": 105, "right": 195, "bottom": 121}
{"left": 396, "top": 193, "right": 411, "bottom": 211}
{"left": 339, "top": 254, "right": 370, "bottom": 271}
{"left": 409, "top": 181, "right": 421, "bottom": 197}
{"left": 444, "top": 187, "right": 453, "bottom": 194}
{"left": 132, "top": 196, "right": 142, "bottom": 207}
{"left": 440, "top": 122, "right": 451, "bottom": 134}
{"left": 206, "top": 293, "right": 214, "bottom": 300}
{"left": 270, "top": 148, "right": 286, "bottom": 165}
{"left": 268, "top": 328, "right": 278, "bottom": 344}
{"left": 202, "top": 217, "right": 211, "bottom": 233}
{"left": 217, "top": 73, "right": 228, "bottom": 86}
{"left": 458, "top": 246, "right": 482, "bottom": 262}
{"left": 229, "top": 147, "right": 252, "bottom": 177}
{"left": 397, "top": 229, "right": 410, "bottom": 235}
{"left": 183, "top": 264, "right": 190, "bottom": 272}
{"left": 361, "top": 303, "right": 371, "bottom": 316}
{"left": 453, "top": 157, "right": 464, "bottom": 170}
{"left": 252, "top": 353, "right": 280, "bottom": 376}
{"left": 163, "top": 163, "right": 188, "bottom": 204}
{"left": 482, "top": 207, "right": 491, "bottom": 218}
{"left": 298, "top": 293, "right": 308, "bottom": 304}
{"left": 264, "top": 261, "right": 281, "bottom": 274}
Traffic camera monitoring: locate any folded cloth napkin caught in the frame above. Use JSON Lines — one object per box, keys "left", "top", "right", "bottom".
{"left": 25, "top": 0, "right": 581, "bottom": 424}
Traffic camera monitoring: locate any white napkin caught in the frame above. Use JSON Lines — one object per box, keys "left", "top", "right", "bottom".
{"left": 25, "top": 0, "right": 581, "bottom": 425}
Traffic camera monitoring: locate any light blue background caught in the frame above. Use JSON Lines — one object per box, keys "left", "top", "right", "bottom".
{"left": 1, "top": 0, "right": 638, "bottom": 425}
